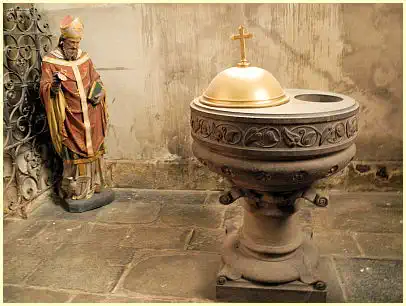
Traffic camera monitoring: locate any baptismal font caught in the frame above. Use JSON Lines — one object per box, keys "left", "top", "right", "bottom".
{"left": 190, "top": 26, "right": 359, "bottom": 302}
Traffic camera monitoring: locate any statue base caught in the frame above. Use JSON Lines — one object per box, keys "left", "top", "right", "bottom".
{"left": 216, "top": 277, "right": 327, "bottom": 303}
{"left": 63, "top": 188, "right": 115, "bottom": 213}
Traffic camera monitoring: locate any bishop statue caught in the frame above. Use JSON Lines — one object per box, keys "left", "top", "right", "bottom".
{"left": 40, "top": 16, "right": 114, "bottom": 212}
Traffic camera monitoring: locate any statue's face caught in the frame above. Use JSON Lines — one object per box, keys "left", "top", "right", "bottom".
{"left": 62, "top": 38, "right": 81, "bottom": 60}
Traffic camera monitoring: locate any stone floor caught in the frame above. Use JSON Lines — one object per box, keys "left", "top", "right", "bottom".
{"left": 3, "top": 189, "right": 403, "bottom": 303}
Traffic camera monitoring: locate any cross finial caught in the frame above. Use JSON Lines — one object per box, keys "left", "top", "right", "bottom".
{"left": 231, "top": 25, "right": 253, "bottom": 67}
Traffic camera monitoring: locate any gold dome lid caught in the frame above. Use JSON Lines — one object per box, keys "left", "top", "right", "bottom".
{"left": 200, "top": 26, "right": 289, "bottom": 108}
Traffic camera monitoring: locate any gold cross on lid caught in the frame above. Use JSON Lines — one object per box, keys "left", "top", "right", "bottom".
{"left": 231, "top": 25, "right": 253, "bottom": 67}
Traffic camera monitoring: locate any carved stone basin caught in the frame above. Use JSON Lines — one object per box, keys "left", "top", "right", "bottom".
{"left": 191, "top": 88, "right": 359, "bottom": 192}
{"left": 189, "top": 26, "right": 359, "bottom": 301}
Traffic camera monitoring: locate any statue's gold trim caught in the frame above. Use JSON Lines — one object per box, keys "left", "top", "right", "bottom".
{"left": 42, "top": 53, "right": 89, "bottom": 67}
{"left": 43, "top": 54, "right": 94, "bottom": 156}
{"left": 46, "top": 90, "right": 67, "bottom": 154}
{"left": 64, "top": 149, "right": 105, "bottom": 165}
{"left": 72, "top": 64, "right": 94, "bottom": 156}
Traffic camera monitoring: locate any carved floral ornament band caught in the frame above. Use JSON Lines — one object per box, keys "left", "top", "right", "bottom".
{"left": 191, "top": 114, "right": 358, "bottom": 149}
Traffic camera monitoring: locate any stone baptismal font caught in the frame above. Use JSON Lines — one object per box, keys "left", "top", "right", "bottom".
{"left": 190, "top": 26, "right": 359, "bottom": 302}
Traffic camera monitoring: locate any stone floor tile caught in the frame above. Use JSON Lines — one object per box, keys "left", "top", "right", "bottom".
{"left": 4, "top": 240, "right": 61, "bottom": 284}
{"left": 112, "top": 188, "right": 142, "bottom": 202}
{"left": 3, "top": 190, "right": 404, "bottom": 303}
{"left": 122, "top": 253, "right": 220, "bottom": 299}
{"left": 187, "top": 228, "right": 225, "bottom": 253}
{"left": 74, "top": 223, "right": 131, "bottom": 245}
{"left": 3, "top": 219, "right": 40, "bottom": 243}
{"left": 25, "top": 243, "right": 135, "bottom": 293}
{"left": 353, "top": 232, "right": 403, "bottom": 259}
{"left": 5, "top": 220, "right": 48, "bottom": 243}
{"left": 159, "top": 204, "right": 224, "bottom": 228}
{"left": 3, "top": 285, "right": 72, "bottom": 303}
{"left": 31, "top": 221, "right": 92, "bottom": 244}
{"left": 313, "top": 231, "right": 361, "bottom": 256}
{"left": 334, "top": 258, "right": 403, "bottom": 302}
{"left": 105, "top": 296, "right": 174, "bottom": 303}
{"left": 70, "top": 293, "right": 108, "bottom": 303}
{"left": 70, "top": 293, "right": 150, "bottom": 303}
{"left": 312, "top": 200, "right": 402, "bottom": 233}
{"left": 135, "top": 189, "right": 208, "bottom": 206}
{"left": 112, "top": 188, "right": 208, "bottom": 206}
{"left": 95, "top": 201, "right": 160, "bottom": 224}
{"left": 120, "top": 225, "right": 191, "bottom": 249}
{"left": 30, "top": 195, "right": 100, "bottom": 221}
{"left": 318, "top": 256, "right": 345, "bottom": 302}
{"left": 329, "top": 191, "right": 403, "bottom": 209}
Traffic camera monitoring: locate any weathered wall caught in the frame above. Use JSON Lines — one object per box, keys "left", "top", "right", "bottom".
{"left": 36, "top": 3, "right": 402, "bottom": 190}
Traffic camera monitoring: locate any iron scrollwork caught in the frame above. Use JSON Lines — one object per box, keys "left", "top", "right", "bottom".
{"left": 3, "top": 4, "right": 61, "bottom": 218}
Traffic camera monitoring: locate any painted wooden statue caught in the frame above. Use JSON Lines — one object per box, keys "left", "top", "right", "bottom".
{"left": 40, "top": 15, "right": 114, "bottom": 212}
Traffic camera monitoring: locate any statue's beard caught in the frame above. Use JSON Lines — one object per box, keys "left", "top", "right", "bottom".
{"left": 62, "top": 47, "right": 78, "bottom": 61}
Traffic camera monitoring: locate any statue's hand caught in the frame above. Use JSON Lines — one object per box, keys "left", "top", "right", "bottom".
{"left": 90, "top": 90, "right": 105, "bottom": 106}
{"left": 51, "top": 73, "right": 62, "bottom": 93}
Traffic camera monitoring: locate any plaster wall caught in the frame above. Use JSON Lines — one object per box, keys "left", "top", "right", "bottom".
{"left": 34, "top": 3, "right": 402, "bottom": 190}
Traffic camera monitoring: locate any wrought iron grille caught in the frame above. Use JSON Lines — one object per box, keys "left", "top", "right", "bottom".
{"left": 3, "top": 4, "right": 61, "bottom": 218}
